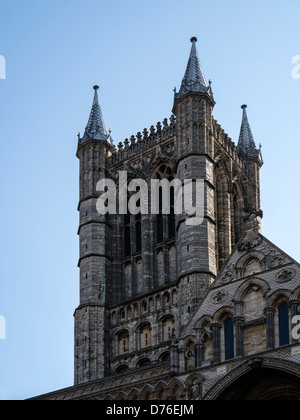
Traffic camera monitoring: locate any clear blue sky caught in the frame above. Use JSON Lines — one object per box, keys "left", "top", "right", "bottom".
{"left": 0, "top": 0, "right": 299, "bottom": 400}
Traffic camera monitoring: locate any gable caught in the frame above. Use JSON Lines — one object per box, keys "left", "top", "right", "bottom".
{"left": 182, "top": 224, "right": 300, "bottom": 338}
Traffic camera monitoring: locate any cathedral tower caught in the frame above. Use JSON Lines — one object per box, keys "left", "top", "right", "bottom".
{"left": 173, "top": 37, "right": 217, "bottom": 328}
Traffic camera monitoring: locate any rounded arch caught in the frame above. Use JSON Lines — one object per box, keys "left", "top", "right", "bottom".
{"left": 115, "top": 364, "right": 129, "bottom": 375}
{"left": 158, "top": 351, "right": 171, "bottom": 363}
{"left": 203, "top": 357, "right": 300, "bottom": 400}
{"left": 136, "top": 357, "right": 151, "bottom": 369}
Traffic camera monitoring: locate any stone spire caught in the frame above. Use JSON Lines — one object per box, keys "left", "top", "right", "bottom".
{"left": 238, "top": 105, "right": 261, "bottom": 159}
{"left": 81, "top": 85, "right": 112, "bottom": 144}
{"left": 175, "top": 37, "right": 214, "bottom": 101}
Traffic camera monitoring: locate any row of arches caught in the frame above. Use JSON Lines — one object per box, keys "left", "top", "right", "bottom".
{"left": 111, "top": 290, "right": 178, "bottom": 326}
{"left": 104, "top": 377, "right": 193, "bottom": 400}
{"left": 192, "top": 281, "right": 300, "bottom": 365}
{"left": 104, "top": 358, "right": 300, "bottom": 401}
{"left": 115, "top": 351, "right": 171, "bottom": 375}
{"left": 114, "top": 315, "right": 176, "bottom": 357}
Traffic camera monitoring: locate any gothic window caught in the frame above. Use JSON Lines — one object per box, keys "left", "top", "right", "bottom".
{"left": 124, "top": 190, "right": 143, "bottom": 258}
{"left": 224, "top": 317, "right": 234, "bottom": 360}
{"left": 279, "top": 301, "right": 290, "bottom": 346}
{"left": 154, "top": 165, "right": 175, "bottom": 245}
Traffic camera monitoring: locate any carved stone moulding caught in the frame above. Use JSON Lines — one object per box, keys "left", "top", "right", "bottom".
{"left": 277, "top": 268, "right": 296, "bottom": 284}
{"left": 266, "top": 255, "right": 286, "bottom": 269}
{"left": 211, "top": 290, "right": 227, "bottom": 304}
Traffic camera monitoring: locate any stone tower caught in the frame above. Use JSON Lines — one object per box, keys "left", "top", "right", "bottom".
{"left": 33, "top": 37, "right": 300, "bottom": 402}
{"left": 74, "top": 39, "right": 263, "bottom": 384}
{"left": 173, "top": 37, "right": 217, "bottom": 328}
{"left": 74, "top": 86, "right": 114, "bottom": 384}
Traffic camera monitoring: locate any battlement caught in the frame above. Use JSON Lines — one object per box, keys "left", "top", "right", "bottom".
{"left": 110, "top": 116, "right": 176, "bottom": 166}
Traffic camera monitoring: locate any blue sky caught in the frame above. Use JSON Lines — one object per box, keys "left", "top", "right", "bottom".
{"left": 0, "top": 0, "right": 299, "bottom": 400}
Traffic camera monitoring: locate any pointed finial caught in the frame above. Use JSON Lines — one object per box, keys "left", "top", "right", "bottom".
{"left": 190, "top": 36, "right": 198, "bottom": 43}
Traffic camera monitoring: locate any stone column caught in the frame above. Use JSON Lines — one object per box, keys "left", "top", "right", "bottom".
{"left": 170, "top": 339, "right": 179, "bottom": 373}
{"left": 195, "top": 341, "right": 204, "bottom": 368}
{"left": 290, "top": 300, "right": 300, "bottom": 344}
{"left": 234, "top": 316, "right": 244, "bottom": 358}
{"left": 264, "top": 307, "right": 275, "bottom": 350}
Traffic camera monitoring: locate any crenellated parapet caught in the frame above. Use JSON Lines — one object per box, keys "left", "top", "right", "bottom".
{"left": 110, "top": 115, "right": 176, "bottom": 166}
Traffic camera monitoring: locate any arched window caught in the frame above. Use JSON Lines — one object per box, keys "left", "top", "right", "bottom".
{"left": 160, "top": 315, "right": 175, "bottom": 342}
{"left": 138, "top": 323, "right": 152, "bottom": 349}
{"left": 117, "top": 330, "right": 129, "bottom": 356}
{"left": 279, "top": 301, "right": 290, "bottom": 346}
{"left": 154, "top": 165, "right": 174, "bottom": 244}
{"left": 124, "top": 189, "right": 142, "bottom": 258}
{"left": 224, "top": 317, "right": 234, "bottom": 360}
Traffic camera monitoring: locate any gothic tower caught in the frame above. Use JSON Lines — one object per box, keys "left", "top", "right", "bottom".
{"left": 74, "top": 86, "right": 114, "bottom": 384}
{"left": 173, "top": 37, "right": 217, "bottom": 329}
{"left": 74, "top": 39, "right": 264, "bottom": 383}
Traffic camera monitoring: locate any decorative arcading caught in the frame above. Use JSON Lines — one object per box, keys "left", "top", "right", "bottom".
{"left": 111, "top": 115, "right": 176, "bottom": 165}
